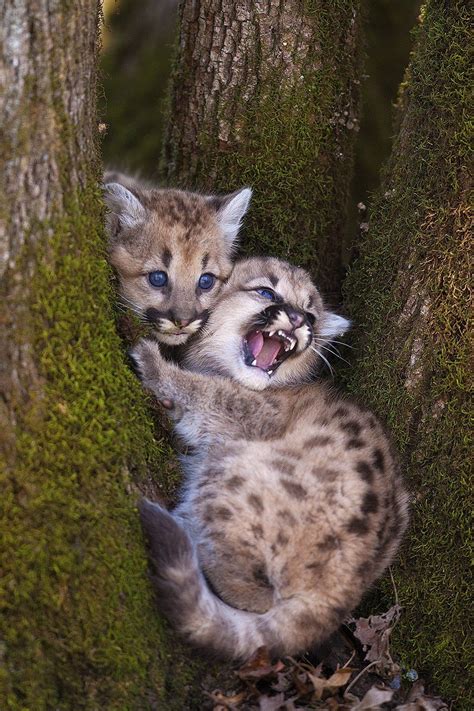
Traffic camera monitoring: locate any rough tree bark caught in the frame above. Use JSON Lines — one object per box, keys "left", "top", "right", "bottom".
{"left": 344, "top": 2, "right": 471, "bottom": 706}
{"left": 0, "top": 2, "right": 192, "bottom": 708}
{"left": 163, "top": 0, "right": 363, "bottom": 295}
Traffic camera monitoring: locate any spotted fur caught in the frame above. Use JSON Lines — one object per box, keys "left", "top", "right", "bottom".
{"left": 103, "top": 171, "right": 251, "bottom": 345}
{"left": 133, "top": 257, "right": 409, "bottom": 660}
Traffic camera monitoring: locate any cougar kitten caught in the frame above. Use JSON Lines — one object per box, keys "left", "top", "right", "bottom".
{"left": 132, "top": 257, "right": 409, "bottom": 660}
{"left": 103, "top": 172, "right": 251, "bottom": 345}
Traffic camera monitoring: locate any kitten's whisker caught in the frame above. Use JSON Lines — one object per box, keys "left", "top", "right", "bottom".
{"left": 118, "top": 296, "right": 148, "bottom": 317}
{"left": 327, "top": 339, "right": 355, "bottom": 350}
{"left": 118, "top": 294, "right": 139, "bottom": 308}
{"left": 311, "top": 346, "right": 334, "bottom": 377}
{"left": 313, "top": 341, "right": 351, "bottom": 366}
{"left": 313, "top": 337, "right": 354, "bottom": 350}
{"left": 117, "top": 298, "right": 148, "bottom": 320}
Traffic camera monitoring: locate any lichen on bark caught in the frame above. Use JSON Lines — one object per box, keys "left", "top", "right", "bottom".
{"left": 163, "top": 0, "right": 363, "bottom": 295}
{"left": 344, "top": 2, "right": 472, "bottom": 706}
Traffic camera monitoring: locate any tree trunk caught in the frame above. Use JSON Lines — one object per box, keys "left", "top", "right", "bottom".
{"left": 344, "top": 2, "right": 471, "bottom": 706}
{"left": 0, "top": 2, "right": 190, "bottom": 707}
{"left": 163, "top": 0, "right": 363, "bottom": 295}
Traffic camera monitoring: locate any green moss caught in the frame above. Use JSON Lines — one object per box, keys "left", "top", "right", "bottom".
{"left": 344, "top": 2, "right": 472, "bottom": 706}
{"left": 0, "top": 183, "right": 206, "bottom": 708}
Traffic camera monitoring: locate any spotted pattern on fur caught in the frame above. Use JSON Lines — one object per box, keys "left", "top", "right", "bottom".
{"left": 133, "top": 257, "right": 409, "bottom": 660}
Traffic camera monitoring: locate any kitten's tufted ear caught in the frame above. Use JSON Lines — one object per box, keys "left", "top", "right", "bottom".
{"left": 103, "top": 182, "right": 147, "bottom": 234}
{"left": 208, "top": 187, "right": 252, "bottom": 251}
{"left": 319, "top": 312, "right": 351, "bottom": 340}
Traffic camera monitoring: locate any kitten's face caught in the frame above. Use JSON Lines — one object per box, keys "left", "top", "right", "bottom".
{"left": 104, "top": 178, "right": 251, "bottom": 345}
{"left": 183, "top": 257, "right": 350, "bottom": 390}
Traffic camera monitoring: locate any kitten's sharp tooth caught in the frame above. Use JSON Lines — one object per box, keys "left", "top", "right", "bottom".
{"left": 268, "top": 330, "right": 276, "bottom": 338}
{"left": 251, "top": 359, "right": 257, "bottom": 366}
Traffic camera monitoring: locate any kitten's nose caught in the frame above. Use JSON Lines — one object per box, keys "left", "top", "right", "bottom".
{"left": 175, "top": 317, "right": 192, "bottom": 328}
{"left": 287, "top": 309, "right": 305, "bottom": 328}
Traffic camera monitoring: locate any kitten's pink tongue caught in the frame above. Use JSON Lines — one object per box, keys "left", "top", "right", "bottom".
{"left": 247, "top": 331, "right": 282, "bottom": 369}
{"left": 256, "top": 339, "right": 282, "bottom": 369}
{"left": 247, "top": 331, "right": 264, "bottom": 358}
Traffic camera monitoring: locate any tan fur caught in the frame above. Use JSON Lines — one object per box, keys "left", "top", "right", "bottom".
{"left": 133, "top": 257, "right": 409, "bottom": 660}
{"left": 103, "top": 173, "right": 251, "bottom": 345}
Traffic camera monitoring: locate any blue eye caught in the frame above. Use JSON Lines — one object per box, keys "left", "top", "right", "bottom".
{"left": 148, "top": 270, "right": 168, "bottom": 288}
{"left": 256, "top": 288, "right": 276, "bottom": 301}
{"left": 198, "top": 273, "right": 216, "bottom": 290}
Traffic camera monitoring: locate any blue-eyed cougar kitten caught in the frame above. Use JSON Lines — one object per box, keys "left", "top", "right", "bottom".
{"left": 132, "top": 257, "right": 409, "bottom": 660}
{"left": 103, "top": 172, "right": 251, "bottom": 345}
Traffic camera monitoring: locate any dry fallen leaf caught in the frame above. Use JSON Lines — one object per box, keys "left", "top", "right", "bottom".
{"left": 258, "top": 691, "right": 287, "bottom": 710}
{"left": 348, "top": 684, "right": 394, "bottom": 709}
{"left": 237, "top": 646, "right": 285, "bottom": 682}
{"left": 350, "top": 605, "right": 401, "bottom": 664}
{"left": 307, "top": 666, "right": 354, "bottom": 700}
{"left": 205, "top": 689, "right": 248, "bottom": 709}
{"left": 395, "top": 680, "right": 449, "bottom": 710}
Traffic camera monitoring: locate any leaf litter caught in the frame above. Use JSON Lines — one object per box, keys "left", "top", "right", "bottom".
{"left": 202, "top": 605, "right": 449, "bottom": 710}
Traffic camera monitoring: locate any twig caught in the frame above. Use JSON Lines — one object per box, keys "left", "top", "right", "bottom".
{"left": 342, "top": 650, "right": 356, "bottom": 668}
{"left": 344, "top": 660, "right": 379, "bottom": 696}
{"left": 389, "top": 566, "right": 399, "bottom": 607}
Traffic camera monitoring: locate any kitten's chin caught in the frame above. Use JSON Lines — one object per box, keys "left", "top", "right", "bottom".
{"left": 234, "top": 365, "right": 271, "bottom": 391}
{"left": 155, "top": 331, "right": 192, "bottom": 346}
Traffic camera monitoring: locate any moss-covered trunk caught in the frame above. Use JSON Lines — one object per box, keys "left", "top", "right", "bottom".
{"left": 162, "top": 0, "right": 363, "bottom": 294}
{"left": 344, "top": 2, "right": 471, "bottom": 706}
{"left": 0, "top": 2, "right": 189, "bottom": 708}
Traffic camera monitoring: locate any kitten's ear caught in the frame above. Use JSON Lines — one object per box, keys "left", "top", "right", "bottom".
{"left": 103, "top": 182, "right": 147, "bottom": 233}
{"left": 319, "top": 312, "right": 351, "bottom": 340}
{"left": 208, "top": 187, "right": 252, "bottom": 250}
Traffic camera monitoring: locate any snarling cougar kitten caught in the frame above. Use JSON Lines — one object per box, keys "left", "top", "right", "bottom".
{"left": 103, "top": 172, "right": 251, "bottom": 345}
{"left": 132, "top": 257, "right": 409, "bottom": 660}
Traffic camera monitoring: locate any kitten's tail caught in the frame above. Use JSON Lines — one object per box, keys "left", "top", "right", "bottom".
{"left": 139, "top": 499, "right": 335, "bottom": 660}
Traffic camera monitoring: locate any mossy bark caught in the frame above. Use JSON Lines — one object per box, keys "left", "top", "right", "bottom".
{"left": 0, "top": 2, "right": 196, "bottom": 708}
{"left": 344, "top": 2, "right": 472, "bottom": 706}
{"left": 162, "top": 0, "right": 363, "bottom": 295}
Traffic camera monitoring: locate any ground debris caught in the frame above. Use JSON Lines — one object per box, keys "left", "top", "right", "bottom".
{"left": 395, "top": 680, "right": 449, "bottom": 710}
{"left": 201, "top": 607, "right": 449, "bottom": 711}
{"left": 349, "top": 605, "right": 401, "bottom": 669}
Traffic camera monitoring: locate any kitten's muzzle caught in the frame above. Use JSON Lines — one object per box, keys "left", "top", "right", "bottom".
{"left": 242, "top": 304, "right": 312, "bottom": 374}
{"left": 145, "top": 307, "right": 209, "bottom": 336}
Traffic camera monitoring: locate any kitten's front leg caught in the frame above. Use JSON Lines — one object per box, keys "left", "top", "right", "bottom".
{"left": 131, "top": 338, "right": 283, "bottom": 445}
{"left": 130, "top": 338, "right": 188, "bottom": 412}
{"left": 132, "top": 338, "right": 229, "bottom": 446}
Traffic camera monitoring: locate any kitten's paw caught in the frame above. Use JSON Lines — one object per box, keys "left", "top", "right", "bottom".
{"left": 129, "top": 338, "right": 164, "bottom": 385}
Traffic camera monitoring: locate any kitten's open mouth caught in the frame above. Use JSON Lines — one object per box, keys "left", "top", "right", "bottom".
{"left": 243, "top": 328, "right": 297, "bottom": 375}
